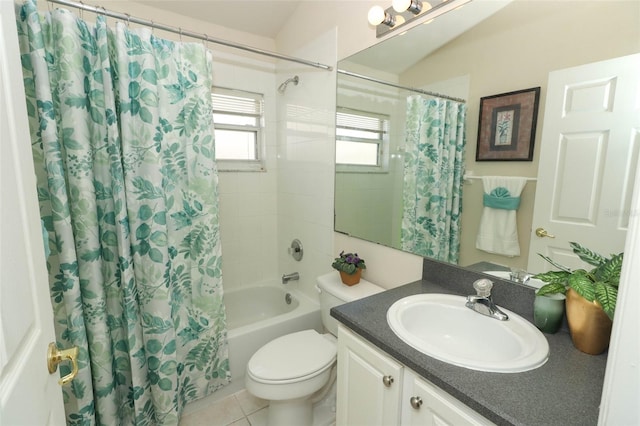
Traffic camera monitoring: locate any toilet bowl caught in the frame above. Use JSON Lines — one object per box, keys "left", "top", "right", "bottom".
{"left": 246, "top": 330, "right": 336, "bottom": 425}
{"left": 245, "top": 272, "right": 384, "bottom": 426}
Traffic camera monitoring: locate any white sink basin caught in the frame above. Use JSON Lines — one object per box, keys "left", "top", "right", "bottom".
{"left": 387, "top": 294, "right": 549, "bottom": 373}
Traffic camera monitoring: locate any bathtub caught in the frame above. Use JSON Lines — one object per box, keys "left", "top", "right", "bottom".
{"left": 224, "top": 282, "right": 322, "bottom": 382}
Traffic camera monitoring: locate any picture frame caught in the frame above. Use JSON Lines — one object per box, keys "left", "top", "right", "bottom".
{"left": 476, "top": 87, "right": 541, "bottom": 161}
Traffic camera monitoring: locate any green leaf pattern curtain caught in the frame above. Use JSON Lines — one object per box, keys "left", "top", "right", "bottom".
{"left": 401, "top": 95, "right": 466, "bottom": 263}
{"left": 16, "top": 1, "right": 229, "bottom": 423}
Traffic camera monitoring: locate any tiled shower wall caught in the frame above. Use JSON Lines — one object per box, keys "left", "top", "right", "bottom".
{"left": 214, "top": 30, "right": 338, "bottom": 301}
{"left": 213, "top": 53, "right": 279, "bottom": 290}
{"left": 276, "top": 29, "right": 338, "bottom": 301}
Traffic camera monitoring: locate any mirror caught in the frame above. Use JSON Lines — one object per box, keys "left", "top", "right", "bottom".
{"left": 335, "top": 0, "right": 639, "bottom": 272}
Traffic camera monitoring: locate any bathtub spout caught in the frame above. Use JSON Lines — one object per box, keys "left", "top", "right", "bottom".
{"left": 282, "top": 272, "right": 300, "bottom": 284}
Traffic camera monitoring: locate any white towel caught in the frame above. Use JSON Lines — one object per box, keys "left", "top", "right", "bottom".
{"left": 475, "top": 176, "right": 527, "bottom": 257}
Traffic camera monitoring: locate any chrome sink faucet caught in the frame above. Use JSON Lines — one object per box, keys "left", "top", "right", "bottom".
{"left": 282, "top": 272, "right": 299, "bottom": 284}
{"left": 465, "top": 279, "right": 509, "bottom": 321}
{"left": 509, "top": 268, "right": 532, "bottom": 285}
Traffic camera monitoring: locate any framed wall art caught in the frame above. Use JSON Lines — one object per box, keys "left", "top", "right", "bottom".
{"left": 476, "top": 87, "right": 541, "bottom": 161}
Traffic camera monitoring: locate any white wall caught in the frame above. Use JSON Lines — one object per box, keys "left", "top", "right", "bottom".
{"left": 276, "top": 1, "right": 425, "bottom": 290}
{"left": 213, "top": 53, "right": 279, "bottom": 289}
{"left": 275, "top": 29, "right": 338, "bottom": 300}
{"left": 76, "top": 0, "right": 277, "bottom": 53}
{"left": 600, "top": 165, "right": 640, "bottom": 424}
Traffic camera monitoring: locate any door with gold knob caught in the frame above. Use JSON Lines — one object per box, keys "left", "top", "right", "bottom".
{"left": 47, "top": 343, "right": 80, "bottom": 386}
{"left": 0, "top": 1, "right": 66, "bottom": 424}
{"left": 528, "top": 54, "right": 639, "bottom": 272}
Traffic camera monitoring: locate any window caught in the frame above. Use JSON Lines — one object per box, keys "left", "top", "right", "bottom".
{"left": 212, "top": 87, "right": 264, "bottom": 171}
{"left": 336, "top": 108, "right": 389, "bottom": 172}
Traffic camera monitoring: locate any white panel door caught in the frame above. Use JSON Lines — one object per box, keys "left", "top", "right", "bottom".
{"left": 0, "top": 1, "right": 66, "bottom": 424}
{"left": 528, "top": 54, "right": 640, "bottom": 272}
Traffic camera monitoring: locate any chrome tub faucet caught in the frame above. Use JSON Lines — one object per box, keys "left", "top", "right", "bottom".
{"left": 282, "top": 272, "right": 300, "bottom": 284}
{"left": 465, "top": 278, "right": 509, "bottom": 321}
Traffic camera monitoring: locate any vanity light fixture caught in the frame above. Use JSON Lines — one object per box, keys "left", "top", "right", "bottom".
{"left": 369, "top": 0, "right": 472, "bottom": 38}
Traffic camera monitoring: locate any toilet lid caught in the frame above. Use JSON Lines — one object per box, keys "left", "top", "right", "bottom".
{"left": 248, "top": 330, "right": 336, "bottom": 382}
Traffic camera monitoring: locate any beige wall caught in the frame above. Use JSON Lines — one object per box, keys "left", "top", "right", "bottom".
{"left": 279, "top": 0, "right": 639, "bottom": 286}
{"left": 400, "top": 0, "right": 640, "bottom": 270}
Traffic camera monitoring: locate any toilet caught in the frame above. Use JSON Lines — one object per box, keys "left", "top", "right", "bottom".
{"left": 245, "top": 272, "right": 384, "bottom": 426}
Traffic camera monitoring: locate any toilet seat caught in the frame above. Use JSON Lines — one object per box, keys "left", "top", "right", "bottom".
{"left": 247, "top": 330, "right": 336, "bottom": 384}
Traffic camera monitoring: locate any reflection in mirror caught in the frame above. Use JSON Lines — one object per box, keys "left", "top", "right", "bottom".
{"left": 335, "top": 70, "right": 467, "bottom": 263}
{"left": 335, "top": 0, "right": 639, "bottom": 277}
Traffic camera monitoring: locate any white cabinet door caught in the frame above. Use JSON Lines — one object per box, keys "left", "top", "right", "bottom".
{"left": 0, "top": 1, "right": 66, "bottom": 424}
{"left": 337, "top": 326, "right": 495, "bottom": 426}
{"left": 402, "top": 370, "right": 493, "bottom": 426}
{"left": 337, "top": 325, "right": 403, "bottom": 426}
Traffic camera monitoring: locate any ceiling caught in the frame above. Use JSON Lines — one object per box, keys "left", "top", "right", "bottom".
{"left": 136, "top": 0, "right": 302, "bottom": 39}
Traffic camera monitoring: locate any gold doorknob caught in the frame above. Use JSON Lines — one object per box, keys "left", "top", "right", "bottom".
{"left": 535, "top": 227, "right": 555, "bottom": 238}
{"left": 47, "top": 342, "right": 79, "bottom": 385}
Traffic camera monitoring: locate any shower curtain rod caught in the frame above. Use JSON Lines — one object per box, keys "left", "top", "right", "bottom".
{"left": 337, "top": 69, "right": 466, "bottom": 103}
{"left": 46, "top": 0, "right": 333, "bottom": 71}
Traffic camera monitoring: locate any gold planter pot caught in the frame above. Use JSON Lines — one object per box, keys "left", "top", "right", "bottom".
{"left": 565, "top": 288, "right": 613, "bottom": 355}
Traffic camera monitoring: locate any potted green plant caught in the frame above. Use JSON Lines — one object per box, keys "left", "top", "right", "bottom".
{"left": 332, "top": 251, "right": 366, "bottom": 286}
{"left": 534, "top": 242, "right": 623, "bottom": 354}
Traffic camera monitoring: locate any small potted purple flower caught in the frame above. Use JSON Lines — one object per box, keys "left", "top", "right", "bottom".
{"left": 331, "top": 251, "right": 366, "bottom": 286}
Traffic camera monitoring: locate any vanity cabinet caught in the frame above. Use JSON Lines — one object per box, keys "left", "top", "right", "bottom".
{"left": 337, "top": 325, "right": 494, "bottom": 426}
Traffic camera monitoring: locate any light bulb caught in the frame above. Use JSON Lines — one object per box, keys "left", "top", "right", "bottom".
{"left": 392, "top": 0, "right": 411, "bottom": 12}
{"left": 367, "top": 6, "right": 385, "bottom": 25}
{"left": 393, "top": 0, "right": 423, "bottom": 14}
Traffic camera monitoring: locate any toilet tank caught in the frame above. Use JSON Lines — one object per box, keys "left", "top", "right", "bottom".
{"left": 316, "top": 272, "right": 384, "bottom": 336}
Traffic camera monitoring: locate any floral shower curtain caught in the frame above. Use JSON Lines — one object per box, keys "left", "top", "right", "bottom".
{"left": 401, "top": 95, "right": 466, "bottom": 263}
{"left": 16, "top": 1, "right": 229, "bottom": 424}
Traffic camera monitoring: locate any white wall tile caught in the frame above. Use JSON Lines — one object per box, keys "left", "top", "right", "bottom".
{"left": 213, "top": 52, "right": 279, "bottom": 289}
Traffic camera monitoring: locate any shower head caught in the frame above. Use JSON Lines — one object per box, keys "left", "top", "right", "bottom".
{"left": 278, "top": 75, "right": 299, "bottom": 94}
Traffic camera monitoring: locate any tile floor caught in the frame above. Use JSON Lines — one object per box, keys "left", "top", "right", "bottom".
{"left": 180, "top": 389, "right": 268, "bottom": 426}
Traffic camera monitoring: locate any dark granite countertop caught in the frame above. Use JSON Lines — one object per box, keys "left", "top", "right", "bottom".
{"left": 330, "top": 261, "right": 608, "bottom": 426}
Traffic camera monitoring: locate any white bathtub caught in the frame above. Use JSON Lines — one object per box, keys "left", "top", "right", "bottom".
{"left": 224, "top": 282, "right": 322, "bottom": 382}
